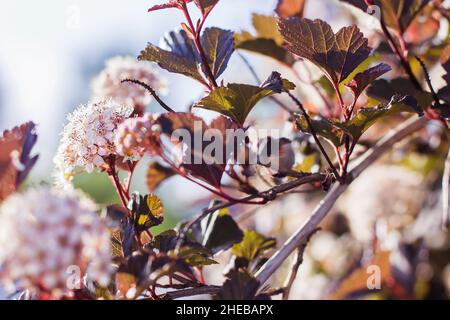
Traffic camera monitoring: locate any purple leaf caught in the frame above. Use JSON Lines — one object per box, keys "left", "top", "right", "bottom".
{"left": 278, "top": 18, "right": 371, "bottom": 86}
{"left": 346, "top": 63, "right": 392, "bottom": 103}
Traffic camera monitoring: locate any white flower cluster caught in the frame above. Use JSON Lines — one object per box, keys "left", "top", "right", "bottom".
{"left": 54, "top": 99, "right": 133, "bottom": 185}
{"left": 0, "top": 187, "right": 112, "bottom": 295}
{"left": 91, "top": 56, "right": 168, "bottom": 112}
{"left": 114, "top": 113, "right": 161, "bottom": 161}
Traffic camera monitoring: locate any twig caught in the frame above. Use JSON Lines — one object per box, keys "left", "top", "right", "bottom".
{"left": 158, "top": 285, "right": 221, "bottom": 300}
{"left": 287, "top": 92, "right": 341, "bottom": 179}
{"left": 282, "top": 229, "right": 319, "bottom": 300}
{"left": 415, "top": 56, "right": 442, "bottom": 108}
{"left": 122, "top": 79, "right": 175, "bottom": 113}
{"left": 443, "top": 147, "right": 450, "bottom": 230}
{"left": 379, "top": 19, "right": 422, "bottom": 91}
{"left": 181, "top": 3, "right": 218, "bottom": 89}
{"left": 176, "top": 173, "right": 326, "bottom": 249}
{"left": 255, "top": 116, "right": 428, "bottom": 287}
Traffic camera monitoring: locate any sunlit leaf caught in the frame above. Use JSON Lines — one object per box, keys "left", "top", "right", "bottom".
{"left": 333, "top": 95, "right": 423, "bottom": 141}
{"left": 129, "top": 193, "right": 165, "bottom": 231}
{"left": 176, "top": 246, "right": 218, "bottom": 267}
{"left": 295, "top": 114, "right": 345, "bottom": 147}
{"left": 201, "top": 27, "right": 235, "bottom": 79}
{"left": 346, "top": 63, "right": 392, "bottom": 103}
{"left": 231, "top": 230, "right": 276, "bottom": 263}
{"left": 278, "top": 18, "right": 371, "bottom": 86}
{"left": 195, "top": 72, "right": 295, "bottom": 125}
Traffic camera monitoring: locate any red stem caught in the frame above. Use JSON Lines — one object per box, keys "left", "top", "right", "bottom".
{"left": 181, "top": 3, "right": 218, "bottom": 89}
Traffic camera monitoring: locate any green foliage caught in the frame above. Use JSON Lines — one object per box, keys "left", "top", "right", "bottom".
{"left": 195, "top": 72, "right": 295, "bottom": 125}
{"left": 333, "top": 95, "right": 423, "bottom": 141}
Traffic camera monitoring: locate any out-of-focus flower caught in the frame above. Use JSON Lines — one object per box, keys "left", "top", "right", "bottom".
{"left": 114, "top": 113, "right": 161, "bottom": 160}
{"left": 340, "top": 165, "right": 425, "bottom": 243}
{"left": 54, "top": 99, "right": 133, "bottom": 185}
{"left": 91, "top": 56, "right": 168, "bottom": 114}
{"left": 0, "top": 187, "right": 112, "bottom": 296}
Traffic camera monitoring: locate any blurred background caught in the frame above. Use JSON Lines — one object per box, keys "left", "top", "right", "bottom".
{"left": 0, "top": 0, "right": 343, "bottom": 225}
{"left": 1, "top": 0, "right": 449, "bottom": 299}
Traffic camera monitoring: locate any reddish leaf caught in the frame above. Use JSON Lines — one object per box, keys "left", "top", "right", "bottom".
{"left": 156, "top": 113, "right": 239, "bottom": 188}
{"left": 278, "top": 18, "right": 371, "bottom": 86}
{"left": 346, "top": 63, "right": 392, "bottom": 103}
{"left": 0, "top": 122, "right": 38, "bottom": 202}
{"left": 148, "top": 0, "right": 193, "bottom": 12}
{"left": 194, "top": 0, "right": 219, "bottom": 15}
{"left": 340, "top": 0, "right": 430, "bottom": 36}
{"left": 275, "top": 0, "right": 306, "bottom": 18}
{"left": 329, "top": 250, "right": 391, "bottom": 299}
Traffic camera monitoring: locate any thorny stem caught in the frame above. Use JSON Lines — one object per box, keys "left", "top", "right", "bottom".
{"left": 255, "top": 116, "right": 429, "bottom": 288}
{"left": 415, "top": 56, "right": 442, "bottom": 108}
{"left": 181, "top": 3, "right": 218, "bottom": 89}
{"left": 122, "top": 79, "right": 175, "bottom": 113}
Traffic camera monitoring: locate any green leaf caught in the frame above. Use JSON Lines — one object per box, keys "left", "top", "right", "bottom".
{"left": 195, "top": 72, "right": 295, "bottom": 125}
{"left": 201, "top": 208, "right": 244, "bottom": 254}
{"left": 295, "top": 114, "right": 345, "bottom": 147}
{"left": 234, "top": 14, "right": 296, "bottom": 65}
{"left": 346, "top": 63, "right": 392, "bottom": 104}
{"left": 333, "top": 95, "right": 423, "bottom": 141}
{"left": 139, "top": 30, "right": 205, "bottom": 84}
{"left": 201, "top": 27, "right": 235, "bottom": 79}
{"left": 278, "top": 18, "right": 371, "bottom": 86}
{"left": 231, "top": 230, "right": 276, "bottom": 263}
{"left": 176, "top": 246, "right": 218, "bottom": 267}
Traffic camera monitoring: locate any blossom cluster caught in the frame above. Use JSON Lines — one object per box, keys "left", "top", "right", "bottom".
{"left": 114, "top": 113, "right": 161, "bottom": 161}
{"left": 54, "top": 99, "right": 134, "bottom": 185}
{"left": 0, "top": 187, "right": 112, "bottom": 295}
{"left": 91, "top": 56, "right": 168, "bottom": 113}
